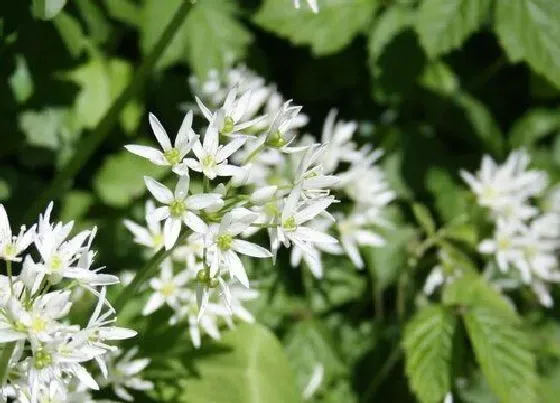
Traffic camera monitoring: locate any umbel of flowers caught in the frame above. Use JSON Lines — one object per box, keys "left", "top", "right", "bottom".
{"left": 0, "top": 203, "right": 151, "bottom": 402}
{"left": 124, "top": 66, "right": 395, "bottom": 348}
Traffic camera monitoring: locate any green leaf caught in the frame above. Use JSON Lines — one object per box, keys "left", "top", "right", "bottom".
{"left": 60, "top": 191, "right": 93, "bottom": 222}
{"left": 19, "top": 108, "right": 73, "bottom": 150}
{"left": 464, "top": 306, "right": 538, "bottom": 403}
{"left": 403, "top": 304, "right": 456, "bottom": 403}
{"left": 170, "top": 324, "right": 301, "bottom": 403}
{"left": 75, "top": 0, "right": 111, "bottom": 44}
{"left": 184, "top": 0, "right": 253, "bottom": 78}
{"left": 94, "top": 151, "right": 167, "bottom": 207}
{"left": 415, "top": 0, "right": 491, "bottom": 57}
{"left": 412, "top": 203, "right": 436, "bottom": 235}
{"left": 31, "top": 0, "right": 67, "bottom": 20}
{"left": 255, "top": 0, "right": 376, "bottom": 56}
{"left": 9, "top": 55, "right": 33, "bottom": 103}
{"left": 442, "top": 273, "right": 516, "bottom": 318}
{"left": 53, "top": 12, "right": 86, "bottom": 58}
{"left": 142, "top": 0, "right": 252, "bottom": 76}
{"left": 509, "top": 108, "right": 560, "bottom": 148}
{"left": 495, "top": 0, "right": 560, "bottom": 89}
{"left": 368, "top": 4, "right": 414, "bottom": 72}
{"left": 103, "top": 0, "right": 142, "bottom": 27}
{"left": 420, "top": 62, "right": 459, "bottom": 95}
{"left": 284, "top": 320, "right": 346, "bottom": 391}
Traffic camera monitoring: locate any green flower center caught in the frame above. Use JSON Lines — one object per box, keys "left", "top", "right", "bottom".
{"left": 217, "top": 234, "right": 233, "bottom": 250}
{"left": 170, "top": 200, "right": 186, "bottom": 218}
{"left": 31, "top": 316, "right": 47, "bottom": 333}
{"left": 161, "top": 282, "right": 176, "bottom": 297}
{"left": 49, "top": 255, "right": 63, "bottom": 271}
{"left": 283, "top": 216, "right": 297, "bottom": 232}
{"left": 2, "top": 243, "right": 16, "bottom": 258}
{"left": 152, "top": 233, "right": 164, "bottom": 248}
{"left": 220, "top": 116, "right": 235, "bottom": 135}
{"left": 202, "top": 155, "right": 216, "bottom": 169}
{"left": 164, "top": 148, "right": 182, "bottom": 165}
{"left": 34, "top": 349, "right": 52, "bottom": 369}
{"left": 497, "top": 237, "right": 511, "bottom": 250}
{"left": 266, "top": 130, "right": 286, "bottom": 148}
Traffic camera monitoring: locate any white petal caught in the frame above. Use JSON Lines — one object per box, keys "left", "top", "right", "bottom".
{"left": 144, "top": 177, "right": 174, "bottom": 204}
{"left": 195, "top": 97, "right": 213, "bottom": 122}
{"left": 232, "top": 239, "right": 272, "bottom": 258}
{"left": 148, "top": 112, "right": 172, "bottom": 151}
{"left": 297, "top": 227, "right": 338, "bottom": 243}
{"left": 125, "top": 145, "right": 167, "bottom": 165}
{"left": 143, "top": 293, "right": 164, "bottom": 315}
{"left": 224, "top": 250, "right": 249, "bottom": 287}
{"left": 215, "top": 164, "right": 244, "bottom": 177}
{"left": 185, "top": 193, "right": 221, "bottom": 210}
{"left": 355, "top": 230, "right": 385, "bottom": 246}
{"left": 0, "top": 204, "right": 11, "bottom": 242}
{"left": 203, "top": 122, "right": 219, "bottom": 155}
{"left": 148, "top": 206, "right": 170, "bottom": 222}
{"left": 294, "top": 197, "right": 334, "bottom": 224}
{"left": 174, "top": 175, "right": 190, "bottom": 200}
{"left": 163, "top": 219, "right": 181, "bottom": 250}
{"left": 183, "top": 212, "right": 208, "bottom": 233}
{"left": 176, "top": 110, "right": 195, "bottom": 151}
{"left": 216, "top": 137, "right": 246, "bottom": 163}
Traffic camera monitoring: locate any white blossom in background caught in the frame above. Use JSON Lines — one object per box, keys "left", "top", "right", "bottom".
{"left": 302, "top": 363, "right": 324, "bottom": 400}
{"left": 0, "top": 203, "right": 144, "bottom": 403}
{"left": 464, "top": 149, "right": 560, "bottom": 306}
{"left": 294, "top": 0, "right": 319, "bottom": 13}
{"left": 123, "top": 64, "right": 395, "bottom": 351}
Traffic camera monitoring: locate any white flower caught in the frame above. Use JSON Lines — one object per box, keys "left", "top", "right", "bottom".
{"left": 337, "top": 213, "right": 384, "bottom": 269}
{"left": 294, "top": 0, "right": 319, "bottom": 13}
{"left": 103, "top": 348, "right": 153, "bottom": 402}
{"left": 145, "top": 175, "right": 221, "bottom": 249}
{"left": 195, "top": 87, "right": 265, "bottom": 136}
{"left": 124, "top": 200, "right": 166, "bottom": 251}
{"left": 143, "top": 258, "right": 191, "bottom": 315}
{"left": 0, "top": 204, "right": 35, "bottom": 261}
{"left": 206, "top": 209, "right": 272, "bottom": 287}
{"left": 274, "top": 187, "right": 337, "bottom": 261}
{"left": 295, "top": 145, "right": 339, "bottom": 195}
{"left": 180, "top": 121, "right": 246, "bottom": 179}
{"left": 461, "top": 150, "right": 547, "bottom": 221}
{"left": 319, "top": 109, "right": 359, "bottom": 173}
{"left": 125, "top": 111, "right": 197, "bottom": 172}
{"left": 260, "top": 101, "right": 308, "bottom": 152}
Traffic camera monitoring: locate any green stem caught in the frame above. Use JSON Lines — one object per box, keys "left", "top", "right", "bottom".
{"left": 6, "top": 261, "right": 13, "bottom": 294}
{"left": 0, "top": 342, "right": 15, "bottom": 387}
{"left": 243, "top": 143, "right": 265, "bottom": 165}
{"left": 113, "top": 231, "right": 189, "bottom": 312}
{"left": 22, "top": 0, "right": 193, "bottom": 223}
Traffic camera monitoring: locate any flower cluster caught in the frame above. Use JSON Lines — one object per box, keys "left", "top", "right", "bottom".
{"left": 125, "top": 66, "right": 394, "bottom": 347}
{"left": 0, "top": 203, "right": 151, "bottom": 402}
{"left": 461, "top": 149, "right": 560, "bottom": 306}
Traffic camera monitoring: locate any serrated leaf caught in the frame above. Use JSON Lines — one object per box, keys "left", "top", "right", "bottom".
{"left": 31, "top": 0, "right": 67, "bottom": 20}
{"left": 442, "top": 273, "right": 517, "bottom": 319}
{"left": 495, "top": 0, "right": 560, "bottom": 89}
{"left": 171, "top": 324, "right": 301, "bottom": 403}
{"left": 9, "top": 55, "right": 33, "bottom": 103}
{"left": 509, "top": 108, "right": 560, "bottom": 148}
{"left": 184, "top": 0, "right": 253, "bottom": 78}
{"left": 255, "top": 0, "right": 376, "bottom": 56}
{"left": 403, "top": 305, "right": 456, "bottom": 403}
{"left": 464, "top": 306, "right": 538, "bottom": 403}
{"left": 368, "top": 5, "right": 414, "bottom": 72}
{"left": 412, "top": 203, "right": 436, "bottom": 235}
{"left": 94, "top": 151, "right": 167, "bottom": 207}
{"left": 415, "top": 0, "right": 491, "bottom": 57}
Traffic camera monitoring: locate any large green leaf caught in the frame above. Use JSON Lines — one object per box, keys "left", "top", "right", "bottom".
{"left": 495, "top": 0, "right": 560, "bottom": 89}
{"left": 255, "top": 0, "right": 377, "bottom": 56}
{"left": 464, "top": 306, "right": 538, "bottom": 403}
{"left": 167, "top": 324, "right": 301, "bottom": 403}
{"left": 142, "top": 0, "right": 252, "bottom": 76}
{"left": 403, "top": 304, "right": 456, "bottom": 403}
{"left": 284, "top": 320, "right": 346, "bottom": 390}
{"left": 94, "top": 151, "right": 167, "bottom": 207}
{"left": 415, "top": 0, "right": 491, "bottom": 57}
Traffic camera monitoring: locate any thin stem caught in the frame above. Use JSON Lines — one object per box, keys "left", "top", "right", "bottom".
{"left": 113, "top": 231, "right": 190, "bottom": 312}
{"left": 203, "top": 176, "right": 210, "bottom": 193}
{"left": 0, "top": 342, "right": 15, "bottom": 387}
{"left": 6, "top": 261, "right": 13, "bottom": 294}
{"left": 22, "top": 0, "right": 194, "bottom": 223}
